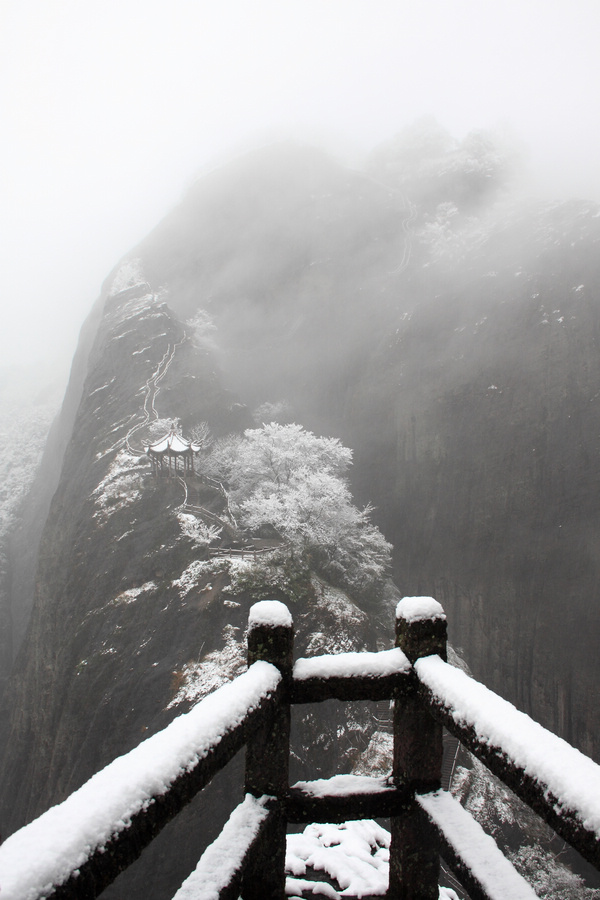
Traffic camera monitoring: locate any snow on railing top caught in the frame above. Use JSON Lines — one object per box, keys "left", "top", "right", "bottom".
{"left": 291, "top": 774, "right": 394, "bottom": 798}
{"left": 416, "top": 655, "right": 600, "bottom": 837}
{"left": 293, "top": 647, "right": 410, "bottom": 681}
{"left": 417, "top": 790, "right": 539, "bottom": 900}
{"left": 396, "top": 595, "right": 446, "bottom": 622}
{"left": 6, "top": 595, "right": 599, "bottom": 900}
{"left": 248, "top": 599, "right": 293, "bottom": 629}
{"left": 0, "top": 661, "right": 281, "bottom": 900}
{"left": 172, "top": 794, "right": 272, "bottom": 900}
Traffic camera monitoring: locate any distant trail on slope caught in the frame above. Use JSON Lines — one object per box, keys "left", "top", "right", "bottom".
{"left": 351, "top": 169, "right": 417, "bottom": 277}
{"left": 149, "top": 330, "right": 186, "bottom": 419}
{"left": 125, "top": 330, "right": 187, "bottom": 454}
{"left": 388, "top": 195, "right": 418, "bottom": 275}
{"left": 176, "top": 474, "right": 189, "bottom": 507}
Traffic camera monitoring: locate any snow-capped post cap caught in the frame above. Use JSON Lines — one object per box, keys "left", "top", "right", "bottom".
{"left": 248, "top": 600, "right": 293, "bottom": 630}
{"left": 248, "top": 601, "right": 294, "bottom": 675}
{"left": 395, "top": 596, "right": 447, "bottom": 664}
{"left": 396, "top": 596, "right": 446, "bottom": 623}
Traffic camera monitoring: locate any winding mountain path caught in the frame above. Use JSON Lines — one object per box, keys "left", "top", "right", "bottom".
{"left": 125, "top": 331, "right": 187, "bottom": 453}
{"left": 353, "top": 169, "right": 417, "bottom": 276}
{"left": 388, "top": 194, "right": 418, "bottom": 275}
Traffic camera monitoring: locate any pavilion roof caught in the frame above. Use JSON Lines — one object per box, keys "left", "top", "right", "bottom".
{"left": 145, "top": 430, "right": 201, "bottom": 456}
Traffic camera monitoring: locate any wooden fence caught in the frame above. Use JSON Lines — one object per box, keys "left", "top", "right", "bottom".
{"left": 2, "top": 597, "right": 600, "bottom": 900}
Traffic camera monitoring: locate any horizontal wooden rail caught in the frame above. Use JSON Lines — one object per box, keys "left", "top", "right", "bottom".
{"left": 208, "top": 546, "right": 280, "bottom": 559}
{"left": 171, "top": 794, "right": 275, "bottom": 900}
{"left": 292, "top": 647, "right": 411, "bottom": 703}
{"left": 417, "top": 790, "right": 538, "bottom": 900}
{"left": 4, "top": 595, "right": 600, "bottom": 900}
{"left": 415, "top": 654, "right": 600, "bottom": 872}
{"left": 0, "top": 663, "right": 281, "bottom": 900}
{"left": 286, "top": 775, "right": 410, "bottom": 823}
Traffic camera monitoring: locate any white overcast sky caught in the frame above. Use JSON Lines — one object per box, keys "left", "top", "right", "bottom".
{"left": 2, "top": 0, "right": 600, "bottom": 382}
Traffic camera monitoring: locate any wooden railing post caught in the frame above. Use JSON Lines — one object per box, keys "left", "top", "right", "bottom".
{"left": 389, "top": 597, "right": 447, "bottom": 900}
{"left": 242, "top": 600, "right": 293, "bottom": 900}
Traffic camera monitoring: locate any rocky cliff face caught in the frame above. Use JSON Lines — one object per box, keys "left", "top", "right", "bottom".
{"left": 2, "top": 139, "right": 600, "bottom": 895}
{"left": 0, "top": 366, "right": 65, "bottom": 682}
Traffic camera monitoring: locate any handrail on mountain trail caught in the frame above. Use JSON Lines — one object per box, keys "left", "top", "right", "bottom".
{"left": 3, "top": 599, "right": 599, "bottom": 900}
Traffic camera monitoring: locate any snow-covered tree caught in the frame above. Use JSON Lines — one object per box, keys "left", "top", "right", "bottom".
{"left": 187, "top": 309, "right": 217, "bottom": 351}
{"left": 209, "top": 423, "right": 391, "bottom": 593}
{"left": 217, "top": 422, "right": 351, "bottom": 495}
{"left": 368, "top": 117, "right": 523, "bottom": 213}
{"left": 189, "top": 421, "right": 213, "bottom": 452}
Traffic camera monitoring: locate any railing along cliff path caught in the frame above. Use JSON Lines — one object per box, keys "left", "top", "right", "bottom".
{"left": 2, "top": 598, "right": 600, "bottom": 900}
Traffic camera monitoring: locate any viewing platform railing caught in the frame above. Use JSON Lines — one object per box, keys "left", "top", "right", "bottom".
{"left": 2, "top": 597, "right": 599, "bottom": 900}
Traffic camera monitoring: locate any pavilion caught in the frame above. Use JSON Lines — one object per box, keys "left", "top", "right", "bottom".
{"left": 145, "top": 425, "right": 201, "bottom": 476}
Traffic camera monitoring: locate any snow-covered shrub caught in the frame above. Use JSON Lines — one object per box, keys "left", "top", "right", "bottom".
{"left": 177, "top": 511, "right": 221, "bottom": 547}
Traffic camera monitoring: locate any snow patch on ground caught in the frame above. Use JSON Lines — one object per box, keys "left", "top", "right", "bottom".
{"left": 304, "top": 577, "right": 367, "bottom": 655}
{"left": 112, "top": 582, "right": 157, "bottom": 605}
{"left": 286, "top": 820, "right": 458, "bottom": 898}
{"left": 221, "top": 556, "right": 259, "bottom": 594}
{"left": 352, "top": 732, "right": 393, "bottom": 778}
{"left": 286, "top": 819, "right": 390, "bottom": 898}
{"left": 92, "top": 450, "right": 148, "bottom": 522}
{"left": 167, "top": 624, "right": 247, "bottom": 709}
{"left": 88, "top": 378, "right": 115, "bottom": 398}
{"left": 0, "top": 383, "right": 59, "bottom": 539}
{"left": 170, "top": 547, "right": 260, "bottom": 602}
{"left": 171, "top": 559, "right": 228, "bottom": 598}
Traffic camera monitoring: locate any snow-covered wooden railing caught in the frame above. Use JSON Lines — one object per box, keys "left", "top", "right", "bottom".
{"left": 208, "top": 545, "right": 283, "bottom": 559}
{"left": 2, "top": 598, "right": 600, "bottom": 900}
{"left": 0, "top": 661, "right": 283, "bottom": 900}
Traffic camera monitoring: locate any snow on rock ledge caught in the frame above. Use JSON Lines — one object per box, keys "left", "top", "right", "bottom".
{"left": 396, "top": 596, "right": 446, "bottom": 622}
{"left": 248, "top": 600, "right": 293, "bottom": 629}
